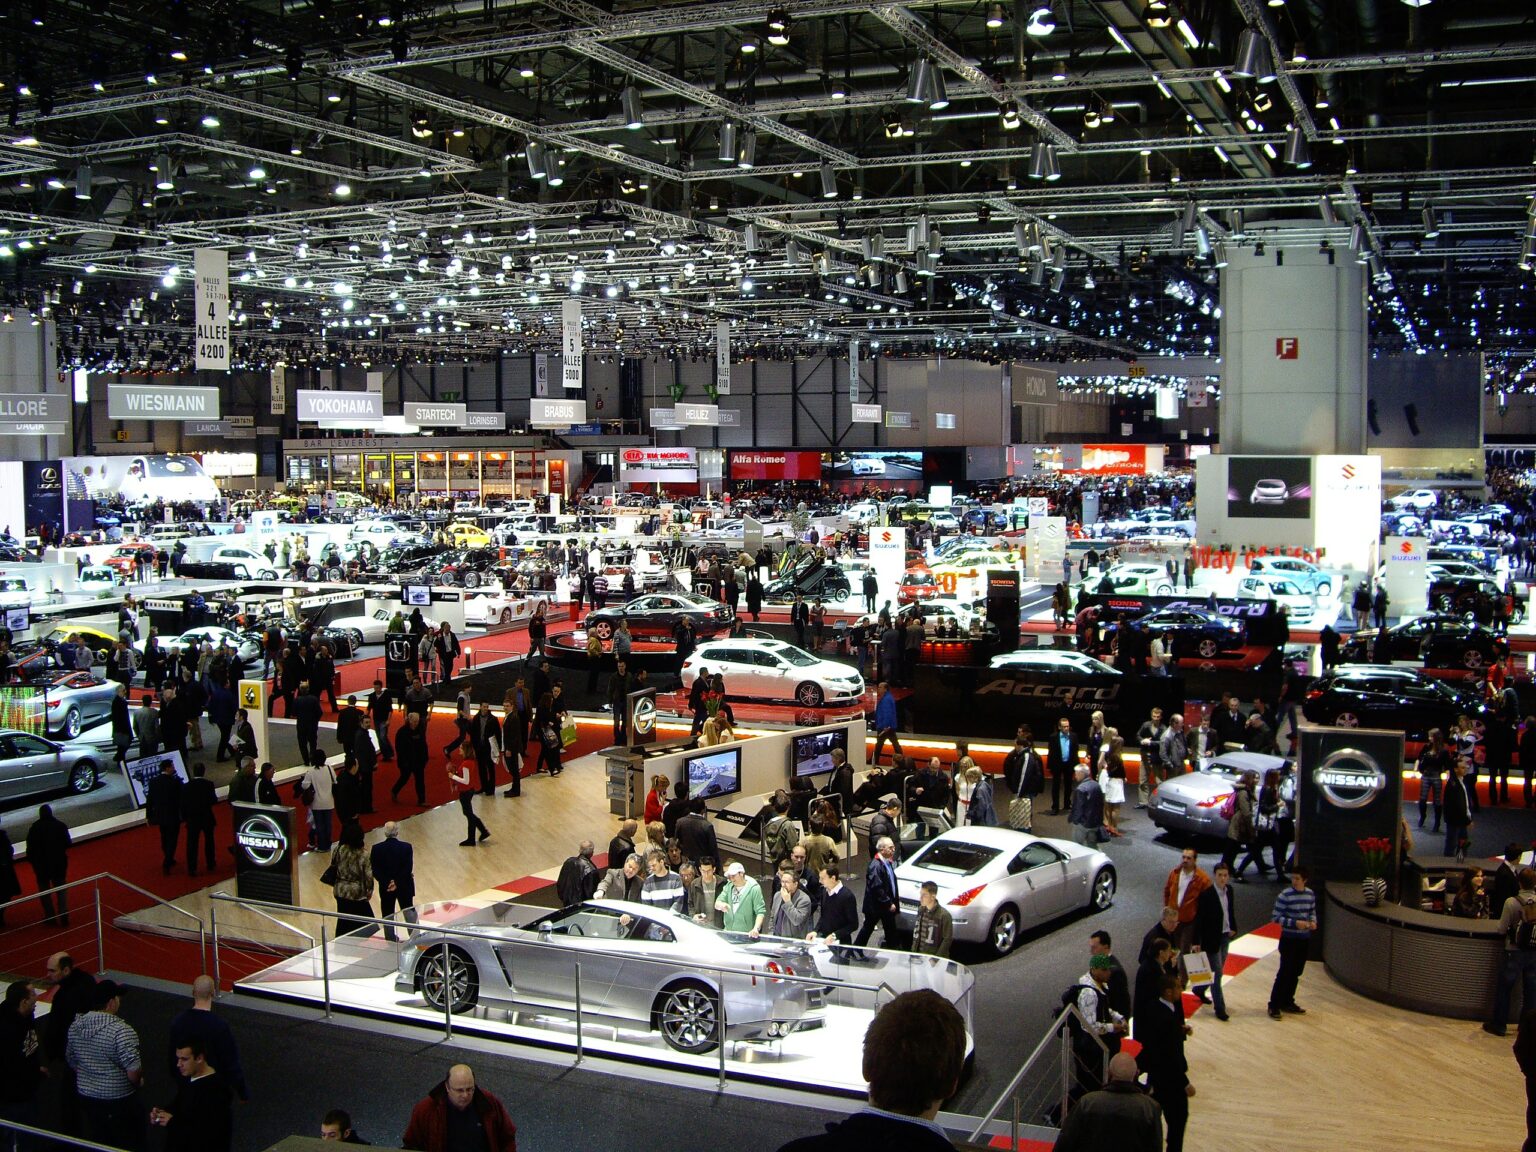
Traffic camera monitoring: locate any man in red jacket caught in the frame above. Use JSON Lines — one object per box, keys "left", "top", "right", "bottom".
{"left": 402, "top": 1064, "right": 516, "bottom": 1152}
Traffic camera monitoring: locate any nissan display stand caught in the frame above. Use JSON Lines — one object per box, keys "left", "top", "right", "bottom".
{"left": 233, "top": 801, "right": 300, "bottom": 905}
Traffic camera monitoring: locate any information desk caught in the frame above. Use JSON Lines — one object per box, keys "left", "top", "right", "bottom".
{"left": 1322, "top": 880, "right": 1506, "bottom": 1020}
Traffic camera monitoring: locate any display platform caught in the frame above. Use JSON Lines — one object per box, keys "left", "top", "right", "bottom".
{"left": 234, "top": 890, "right": 975, "bottom": 1098}
{"left": 653, "top": 689, "right": 869, "bottom": 729}
{"left": 545, "top": 629, "right": 686, "bottom": 674}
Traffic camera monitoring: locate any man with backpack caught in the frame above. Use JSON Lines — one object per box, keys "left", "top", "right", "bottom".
{"left": 1486, "top": 866, "right": 1536, "bottom": 1037}
{"left": 762, "top": 795, "right": 800, "bottom": 868}
{"left": 1060, "top": 956, "right": 1128, "bottom": 1106}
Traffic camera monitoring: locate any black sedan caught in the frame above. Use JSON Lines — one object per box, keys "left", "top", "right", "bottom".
{"left": 1339, "top": 615, "right": 1500, "bottom": 670}
{"left": 1103, "top": 607, "right": 1246, "bottom": 661}
{"left": 376, "top": 543, "right": 446, "bottom": 575}
{"left": 1301, "top": 665, "right": 1489, "bottom": 746}
{"left": 584, "top": 592, "right": 733, "bottom": 641}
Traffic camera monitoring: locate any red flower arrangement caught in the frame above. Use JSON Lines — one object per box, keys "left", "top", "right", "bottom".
{"left": 1357, "top": 836, "right": 1393, "bottom": 877}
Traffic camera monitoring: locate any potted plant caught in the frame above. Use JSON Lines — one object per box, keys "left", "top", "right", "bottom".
{"left": 1358, "top": 836, "right": 1392, "bottom": 906}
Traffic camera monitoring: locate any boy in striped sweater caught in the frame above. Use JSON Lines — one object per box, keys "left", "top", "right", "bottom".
{"left": 1268, "top": 865, "right": 1319, "bottom": 1020}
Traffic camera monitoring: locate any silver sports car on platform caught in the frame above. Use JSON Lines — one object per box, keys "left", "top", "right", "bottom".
{"left": 1147, "top": 750, "right": 1290, "bottom": 839}
{"left": 40, "top": 670, "right": 120, "bottom": 739}
{"left": 397, "top": 899, "right": 830, "bottom": 1053}
{"left": 0, "top": 729, "right": 102, "bottom": 799}
{"left": 895, "top": 827, "right": 1117, "bottom": 957}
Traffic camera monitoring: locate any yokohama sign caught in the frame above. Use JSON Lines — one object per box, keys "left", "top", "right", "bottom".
{"left": 729, "top": 450, "right": 823, "bottom": 481}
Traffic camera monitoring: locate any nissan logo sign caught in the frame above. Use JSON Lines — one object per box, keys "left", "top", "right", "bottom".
{"left": 1312, "top": 746, "right": 1388, "bottom": 809}
{"left": 236, "top": 813, "right": 289, "bottom": 867}
{"left": 632, "top": 695, "right": 656, "bottom": 736}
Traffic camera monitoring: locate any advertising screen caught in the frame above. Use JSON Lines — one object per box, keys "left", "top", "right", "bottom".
{"left": 791, "top": 728, "right": 848, "bottom": 778}
{"left": 0, "top": 687, "right": 45, "bottom": 735}
{"left": 686, "top": 747, "right": 742, "bottom": 801}
{"left": 403, "top": 584, "right": 431, "bottom": 607}
{"left": 124, "top": 749, "right": 189, "bottom": 810}
{"left": 66, "top": 454, "right": 223, "bottom": 505}
{"left": 729, "top": 451, "right": 823, "bottom": 482}
{"left": 824, "top": 450, "right": 923, "bottom": 480}
{"left": 1226, "top": 456, "right": 1313, "bottom": 519}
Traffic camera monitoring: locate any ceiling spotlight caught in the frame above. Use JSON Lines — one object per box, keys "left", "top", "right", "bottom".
{"left": 1098, "top": 98, "right": 1117, "bottom": 125}
{"left": 1229, "top": 208, "right": 1245, "bottom": 238}
{"left": 827, "top": 73, "right": 848, "bottom": 100}
{"left": 737, "top": 128, "right": 757, "bottom": 169}
{"left": 767, "top": 8, "right": 791, "bottom": 45}
{"left": 1232, "top": 27, "right": 1275, "bottom": 83}
{"left": 333, "top": 179, "right": 352, "bottom": 198}
{"left": 1252, "top": 90, "right": 1273, "bottom": 113}
{"left": 907, "top": 58, "right": 933, "bottom": 104}
{"left": 1318, "top": 194, "right": 1338, "bottom": 225}
{"left": 928, "top": 68, "right": 950, "bottom": 110}
{"left": 1029, "top": 143, "right": 1048, "bottom": 179}
{"left": 525, "top": 140, "right": 546, "bottom": 179}
{"left": 1176, "top": 16, "right": 1201, "bottom": 48}
{"left": 1349, "top": 222, "right": 1365, "bottom": 252}
{"left": 1422, "top": 204, "right": 1440, "bottom": 239}
{"left": 1145, "top": 0, "right": 1171, "bottom": 27}
{"left": 285, "top": 45, "right": 303, "bottom": 81}
{"left": 987, "top": 3, "right": 1006, "bottom": 28}
{"left": 1283, "top": 124, "right": 1312, "bottom": 168}
{"left": 1042, "top": 144, "right": 1061, "bottom": 181}
{"left": 74, "top": 164, "right": 91, "bottom": 199}
{"left": 718, "top": 122, "right": 738, "bottom": 164}
{"left": 1195, "top": 226, "right": 1212, "bottom": 259}
{"left": 248, "top": 163, "right": 267, "bottom": 180}
{"left": 1213, "top": 242, "right": 1229, "bottom": 268}
{"left": 743, "top": 223, "right": 759, "bottom": 252}
{"left": 155, "top": 153, "right": 174, "bottom": 190}
{"left": 200, "top": 114, "right": 220, "bottom": 129}
{"left": 547, "top": 157, "right": 566, "bottom": 187}
{"left": 1001, "top": 102, "right": 1022, "bottom": 131}
{"left": 740, "top": 30, "right": 759, "bottom": 54}
{"left": 820, "top": 161, "right": 838, "bottom": 199}
{"left": 1084, "top": 105, "right": 1101, "bottom": 130}
{"left": 620, "top": 85, "right": 643, "bottom": 130}
{"left": 1026, "top": 4, "right": 1057, "bottom": 36}
{"left": 786, "top": 238, "right": 803, "bottom": 265}
{"left": 1400, "top": 0, "right": 1433, "bottom": 7}
{"left": 1014, "top": 221, "right": 1030, "bottom": 255}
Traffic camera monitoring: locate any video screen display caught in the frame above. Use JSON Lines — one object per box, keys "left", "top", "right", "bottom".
{"left": 1226, "top": 456, "right": 1312, "bottom": 519}
{"left": 792, "top": 728, "right": 848, "bottom": 778}
{"left": 403, "top": 584, "right": 432, "bottom": 606}
{"left": 686, "top": 747, "right": 742, "bottom": 801}
{"left": 824, "top": 451, "right": 923, "bottom": 480}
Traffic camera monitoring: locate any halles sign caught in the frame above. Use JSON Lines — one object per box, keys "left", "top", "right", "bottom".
{"left": 108, "top": 384, "right": 221, "bottom": 421}
{"left": 295, "top": 390, "right": 384, "bottom": 424}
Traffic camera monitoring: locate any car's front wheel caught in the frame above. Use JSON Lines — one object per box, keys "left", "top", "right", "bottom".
{"left": 587, "top": 619, "right": 614, "bottom": 641}
{"left": 418, "top": 946, "right": 479, "bottom": 1013}
{"left": 988, "top": 905, "right": 1021, "bottom": 956}
{"left": 68, "top": 758, "right": 99, "bottom": 795}
{"left": 1090, "top": 868, "right": 1117, "bottom": 911}
{"left": 60, "top": 707, "right": 81, "bottom": 740}
{"left": 1463, "top": 649, "right": 1487, "bottom": 670}
{"left": 464, "top": 571, "right": 481, "bottom": 589}
{"left": 655, "top": 980, "right": 722, "bottom": 1054}
{"left": 1334, "top": 711, "right": 1361, "bottom": 728}
{"left": 795, "top": 681, "right": 825, "bottom": 708}
{"left": 1197, "top": 638, "right": 1220, "bottom": 659}
{"left": 258, "top": 569, "right": 278, "bottom": 581}
{"left": 1317, "top": 580, "right": 1333, "bottom": 597}
{"left": 830, "top": 586, "right": 849, "bottom": 603}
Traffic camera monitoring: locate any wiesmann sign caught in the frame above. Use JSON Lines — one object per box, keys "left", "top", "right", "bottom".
{"left": 107, "top": 385, "right": 221, "bottom": 421}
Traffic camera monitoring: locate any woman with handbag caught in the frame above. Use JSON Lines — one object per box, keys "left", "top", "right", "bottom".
{"left": 328, "top": 820, "right": 375, "bottom": 937}
{"left": 534, "top": 691, "right": 563, "bottom": 777}
{"left": 1098, "top": 735, "right": 1127, "bottom": 836}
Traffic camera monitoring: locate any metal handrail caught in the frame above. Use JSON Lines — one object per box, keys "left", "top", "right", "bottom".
{"left": 208, "top": 892, "right": 317, "bottom": 946}
{"left": 965, "top": 1002, "right": 1112, "bottom": 1144}
{"left": 0, "top": 871, "right": 208, "bottom": 973}
{"left": 0, "top": 1117, "right": 126, "bottom": 1150}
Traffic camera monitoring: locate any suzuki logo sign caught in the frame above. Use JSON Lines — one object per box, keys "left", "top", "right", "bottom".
{"left": 1400, "top": 540, "right": 1413, "bottom": 554}
{"left": 1342, "top": 464, "right": 1357, "bottom": 480}
{"left": 1276, "top": 337, "right": 1300, "bottom": 359}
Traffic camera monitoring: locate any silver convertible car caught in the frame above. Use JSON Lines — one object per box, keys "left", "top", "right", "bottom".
{"left": 0, "top": 729, "right": 102, "bottom": 799}
{"left": 40, "top": 671, "right": 120, "bottom": 739}
{"left": 396, "top": 899, "right": 830, "bottom": 1054}
{"left": 895, "top": 827, "right": 1117, "bottom": 957}
{"left": 1147, "top": 751, "right": 1290, "bottom": 839}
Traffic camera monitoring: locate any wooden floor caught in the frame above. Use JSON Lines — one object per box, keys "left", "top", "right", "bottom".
{"left": 119, "top": 747, "right": 633, "bottom": 950}
{"left": 1184, "top": 950, "right": 1527, "bottom": 1152}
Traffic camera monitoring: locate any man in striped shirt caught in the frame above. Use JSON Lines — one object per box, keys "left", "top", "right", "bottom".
{"left": 1268, "top": 865, "right": 1319, "bottom": 1020}
{"left": 640, "top": 850, "right": 685, "bottom": 916}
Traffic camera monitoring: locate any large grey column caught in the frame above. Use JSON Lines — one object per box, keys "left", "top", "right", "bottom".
{"left": 1219, "top": 234, "right": 1367, "bottom": 455}
{"left": 0, "top": 312, "right": 62, "bottom": 462}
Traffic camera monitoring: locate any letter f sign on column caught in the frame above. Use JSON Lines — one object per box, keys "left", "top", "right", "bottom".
{"left": 1275, "top": 337, "right": 1299, "bottom": 359}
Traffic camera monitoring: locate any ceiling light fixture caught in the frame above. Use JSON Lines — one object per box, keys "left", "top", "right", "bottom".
{"left": 620, "top": 85, "right": 643, "bottom": 130}
{"left": 740, "top": 30, "right": 759, "bottom": 54}
{"left": 907, "top": 58, "right": 933, "bottom": 104}
{"left": 820, "top": 162, "right": 838, "bottom": 199}
{"left": 767, "top": 9, "right": 791, "bottom": 45}
{"left": 1029, "top": 143, "right": 1048, "bottom": 179}
{"left": 1283, "top": 124, "right": 1312, "bottom": 168}
{"left": 1026, "top": 4, "right": 1057, "bottom": 36}
{"left": 154, "top": 153, "right": 174, "bottom": 190}
{"left": 928, "top": 68, "right": 950, "bottom": 110}
{"left": 1232, "top": 27, "right": 1274, "bottom": 82}
{"left": 718, "top": 121, "right": 738, "bottom": 164}
{"left": 333, "top": 179, "right": 352, "bottom": 198}
{"left": 1042, "top": 144, "right": 1061, "bottom": 181}
{"left": 74, "top": 164, "right": 91, "bottom": 199}
{"left": 525, "top": 142, "right": 546, "bottom": 178}
{"left": 737, "top": 128, "right": 757, "bottom": 169}
{"left": 248, "top": 163, "right": 267, "bottom": 180}
{"left": 1319, "top": 194, "right": 1338, "bottom": 225}
{"left": 1001, "top": 102, "right": 1022, "bottom": 130}
{"left": 1144, "top": 1, "right": 1171, "bottom": 27}
{"left": 1422, "top": 204, "right": 1440, "bottom": 238}
{"left": 1176, "top": 16, "right": 1201, "bottom": 49}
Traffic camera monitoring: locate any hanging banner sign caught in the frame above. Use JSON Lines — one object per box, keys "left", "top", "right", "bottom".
{"left": 187, "top": 420, "right": 231, "bottom": 436}
{"left": 404, "top": 402, "right": 467, "bottom": 426}
{"left": 851, "top": 403, "right": 882, "bottom": 423}
{"left": 561, "top": 299, "right": 583, "bottom": 390}
{"left": 465, "top": 410, "right": 507, "bottom": 431}
{"left": 294, "top": 389, "right": 383, "bottom": 425}
{"left": 194, "top": 248, "right": 229, "bottom": 371}
{"left": 270, "top": 366, "right": 287, "bottom": 416}
{"left": 530, "top": 397, "right": 585, "bottom": 427}
{"left": 650, "top": 407, "right": 684, "bottom": 430}
{"left": 885, "top": 410, "right": 914, "bottom": 429}
{"left": 108, "top": 384, "right": 220, "bottom": 421}
{"left": 534, "top": 354, "right": 550, "bottom": 398}
{"left": 849, "top": 339, "right": 861, "bottom": 403}
{"left": 718, "top": 408, "right": 741, "bottom": 428}
{"left": 678, "top": 403, "right": 719, "bottom": 426}
{"left": 716, "top": 320, "right": 732, "bottom": 395}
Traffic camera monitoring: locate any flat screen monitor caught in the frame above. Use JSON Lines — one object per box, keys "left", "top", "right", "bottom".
{"left": 686, "top": 747, "right": 742, "bottom": 801}
{"left": 403, "top": 584, "right": 431, "bottom": 607}
{"left": 791, "top": 728, "right": 848, "bottom": 778}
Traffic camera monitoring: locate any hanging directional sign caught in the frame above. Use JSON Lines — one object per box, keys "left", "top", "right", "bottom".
{"left": 561, "top": 299, "right": 583, "bottom": 390}
{"left": 194, "top": 249, "right": 229, "bottom": 371}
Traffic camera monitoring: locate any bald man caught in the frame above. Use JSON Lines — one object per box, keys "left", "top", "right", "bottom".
{"left": 1053, "top": 1052, "right": 1163, "bottom": 1152}
{"left": 166, "top": 975, "right": 248, "bottom": 1102}
{"left": 370, "top": 821, "right": 416, "bottom": 942}
{"left": 402, "top": 1064, "right": 518, "bottom": 1152}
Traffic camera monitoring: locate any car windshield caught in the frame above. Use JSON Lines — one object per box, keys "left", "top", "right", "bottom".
{"left": 912, "top": 841, "right": 1002, "bottom": 875}
{"left": 772, "top": 644, "right": 819, "bottom": 667}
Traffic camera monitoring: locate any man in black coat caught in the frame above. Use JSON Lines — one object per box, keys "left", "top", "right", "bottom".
{"left": 606, "top": 820, "right": 637, "bottom": 867}
{"left": 811, "top": 864, "right": 860, "bottom": 946}
{"left": 369, "top": 822, "right": 416, "bottom": 942}
{"left": 335, "top": 697, "right": 364, "bottom": 759}
{"left": 145, "top": 759, "right": 184, "bottom": 875}
{"left": 555, "top": 840, "right": 600, "bottom": 909}
{"left": 606, "top": 660, "right": 633, "bottom": 747}
{"left": 790, "top": 594, "right": 810, "bottom": 648}
{"left": 1196, "top": 863, "right": 1238, "bottom": 1021}
{"left": 1135, "top": 971, "right": 1195, "bottom": 1152}
{"left": 391, "top": 711, "right": 429, "bottom": 805}
{"left": 159, "top": 684, "right": 188, "bottom": 756}
{"left": 291, "top": 683, "right": 322, "bottom": 766}
{"left": 351, "top": 716, "right": 379, "bottom": 815}
{"left": 180, "top": 762, "right": 218, "bottom": 877}
{"left": 470, "top": 703, "right": 503, "bottom": 797}
{"left": 25, "top": 805, "right": 70, "bottom": 924}
{"left": 369, "top": 679, "right": 395, "bottom": 761}
{"left": 1044, "top": 716, "right": 1081, "bottom": 816}
{"left": 855, "top": 837, "right": 901, "bottom": 948}
{"left": 675, "top": 799, "right": 719, "bottom": 866}
{"left": 865, "top": 796, "right": 902, "bottom": 861}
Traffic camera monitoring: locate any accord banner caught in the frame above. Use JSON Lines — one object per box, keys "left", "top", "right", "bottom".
{"left": 295, "top": 389, "right": 383, "bottom": 424}
{"left": 1083, "top": 593, "right": 1288, "bottom": 652}
{"left": 912, "top": 665, "right": 1185, "bottom": 739}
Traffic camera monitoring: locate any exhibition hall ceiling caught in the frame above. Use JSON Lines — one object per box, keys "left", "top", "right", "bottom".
{"left": 0, "top": 0, "right": 1533, "bottom": 381}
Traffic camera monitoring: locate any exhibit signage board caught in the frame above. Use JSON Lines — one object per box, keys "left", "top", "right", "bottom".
{"left": 233, "top": 801, "right": 300, "bottom": 905}
{"left": 678, "top": 403, "right": 719, "bottom": 426}
{"left": 295, "top": 390, "right": 383, "bottom": 425}
{"left": 1025, "top": 516, "right": 1067, "bottom": 581}
{"left": 620, "top": 447, "right": 697, "bottom": 484}
{"left": 729, "top": 451, "right": 823, "bottom": 482}
{"left": 627, "top": 688, "right": 658, "bottom": 749}
{"left": 1085, "top": 592, "right": 1288, "bottom": 650}
{"left": 465, "top": 410, "right": 507, "bottom": 431}
{"left": 385, "top": 633, "right": 417, "bottom": 692}
{"left": 194, "top": 248, "right": 230, "bottom": 371}
{"left": 238, "top": 679, "right": 269, "bottom": 766}
{"left": 715, "top": 320, "right": 732, "bottom": 395}
{"left": 404, "top": 401, "right": 467, "bottom": 427}
{"left": 561, "top": 299, "right": 583, "bottom": 390}
{"left": 0, "top": 392, "right": 67, "bottom": 436}
{"left": 530, "top": 398, "right": 585, "bottom": 428}
{"left": 912, "top": 665, "right": 1184, "bottom": 739}
{"left": 1295, "top": 725, "right": 1403, "bottom": 887}
{"left": 1381, "top": 535, "right": 1427, "bottom": 616}
{"left": 108, "top": 385, "right": 221, "bottom": 421}
{"left": 851, "top": 403, "right": 882, "bottom": 423}
{"left": 869, "top": 525, "right": 906, "bottom": 613}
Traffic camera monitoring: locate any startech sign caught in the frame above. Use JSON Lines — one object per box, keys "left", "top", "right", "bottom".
{"left": 107, "top": 385, "right": 221, "bottom": 421}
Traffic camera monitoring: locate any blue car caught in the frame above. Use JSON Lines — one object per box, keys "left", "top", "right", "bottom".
{"left": 1101, "top": 607, "right": 1246, "bottom": 662}
{"left": 1245, "top": 556, "right": 1334, "bottom": 597}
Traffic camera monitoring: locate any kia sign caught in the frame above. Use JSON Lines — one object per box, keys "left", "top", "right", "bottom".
{"left": 530, "top": 398, "right": 585, "bottom": 427}
{"left": 678, "top": 403, "right": 719, "bottom": 426}
{"left": 295, "top": 389, "right": 383, "bottom": 425}
{"left": 620, "top": 447, "right": 698, "bottom": 483}
{"left": 405, "top": 401, "right": 467, "bottom": 427}
{"left": 108, "top": 384, "right": 221, "bottom": 421}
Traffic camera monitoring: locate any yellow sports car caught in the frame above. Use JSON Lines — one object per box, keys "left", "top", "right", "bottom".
{"left": 445, "top": 520, "right": 492, "bottom": 548}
